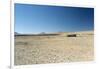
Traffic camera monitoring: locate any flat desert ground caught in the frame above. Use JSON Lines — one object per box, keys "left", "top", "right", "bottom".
{"left": 14, "top": 31, "right": 94, "bottom": 65}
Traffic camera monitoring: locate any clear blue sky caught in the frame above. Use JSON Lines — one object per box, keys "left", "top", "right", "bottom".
{"left": 15, "top": 3, "right": 94, "bottom": 34}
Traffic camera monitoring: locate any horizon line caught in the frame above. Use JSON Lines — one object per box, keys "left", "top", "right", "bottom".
{"left": 15, "top": 30, "right": 94, "bottom": 34}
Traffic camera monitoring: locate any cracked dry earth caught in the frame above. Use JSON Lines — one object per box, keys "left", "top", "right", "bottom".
{"left": 14, "top": 33, "right": 94, "bottom": 65}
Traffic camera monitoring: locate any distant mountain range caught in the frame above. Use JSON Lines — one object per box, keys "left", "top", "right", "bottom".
{"left": 14, "top": 32, "right": 60, "bottom": 36}
{"left": 14, "top": 31, "right": 93, "bottom": 36}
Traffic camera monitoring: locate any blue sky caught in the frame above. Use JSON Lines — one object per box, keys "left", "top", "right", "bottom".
{"left": 15, "top": 3, "right": 94, "bottom": 34}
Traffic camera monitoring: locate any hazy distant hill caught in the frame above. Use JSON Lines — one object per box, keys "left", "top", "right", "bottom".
{"left": 14, "top": 32, "right": 20, "bottom": 35}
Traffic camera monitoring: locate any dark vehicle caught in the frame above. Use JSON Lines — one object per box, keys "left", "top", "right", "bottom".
{"left": 67, "top": 34, "right": 76, "bottom": 37}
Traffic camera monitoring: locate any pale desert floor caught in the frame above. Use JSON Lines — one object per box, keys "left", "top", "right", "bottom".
{"left": 14, "top": 31, "right": 94, "bottom": 65}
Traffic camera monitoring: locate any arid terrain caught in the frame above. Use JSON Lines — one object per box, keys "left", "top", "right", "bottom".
{"left": 14, "top": 31, "right": 94, "bottom": 65}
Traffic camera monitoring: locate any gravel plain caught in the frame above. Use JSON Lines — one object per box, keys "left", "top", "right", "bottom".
{"left": 14, "top": 31, "right": 94, "bottom": 65}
